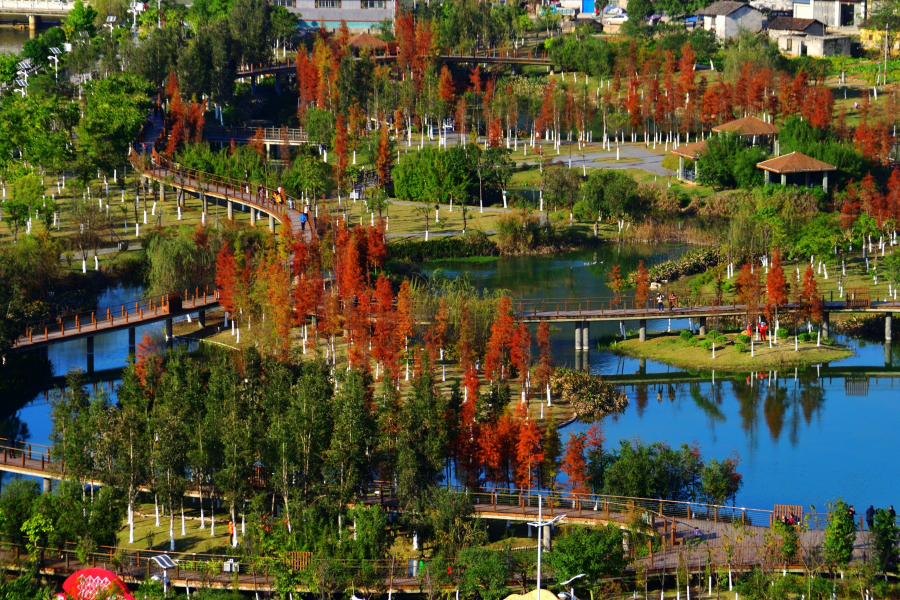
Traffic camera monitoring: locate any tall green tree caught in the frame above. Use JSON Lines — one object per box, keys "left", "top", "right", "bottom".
{"left": 324, "top": 369, "right": 376, "bottom": 504}
{"left": 823, "top": 499, "right": 857, "bottom": 572}
{"left": 396, "top": 355, "right": 449, "bottom": 502}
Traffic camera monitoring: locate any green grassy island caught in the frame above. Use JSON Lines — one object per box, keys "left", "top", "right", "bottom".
{"left": 611, "top": 330, "right": 854, "bottom": 371}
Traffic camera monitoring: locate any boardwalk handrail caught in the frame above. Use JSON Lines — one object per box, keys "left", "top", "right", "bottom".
{"left": 132, "top": 153, "right": 302, "bottom": 229}
{"left": 204, "top": 125, "right": 308, "bottom": 143}
{"left": 14, "top": 284, "right": 217, "bottom": 348}
{"left": 513, "top": 295, "right": 900, "bottom": 318}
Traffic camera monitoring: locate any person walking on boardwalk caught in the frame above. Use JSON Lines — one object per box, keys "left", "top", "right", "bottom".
{"left": 656, "top": 293, "right": 664, "bottom": 311}
{"left": 866, "top": 505, "right": 876, "bottom": 530}
{"left": 668, "top": 292, "right": 676, "bottom": 311}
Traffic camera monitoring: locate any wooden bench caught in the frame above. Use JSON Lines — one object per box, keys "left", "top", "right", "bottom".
{"left": 772, "top": 504, "right": 803, "bottom": 525}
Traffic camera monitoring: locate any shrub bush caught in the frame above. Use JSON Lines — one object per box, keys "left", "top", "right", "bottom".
{"left": 700, "top": 339, "right": 713, "bottom": 350}
{"left": 776, "top": 328, "right": 789, "bottom": 339}
{"left": 706, "top": 329, "right": 719, "bottom": 338}
{"left": 737, "top": 333, "right": 751, "bottom": 344}
{"left": 798, "top": 332, "right": 811, "bottom": 342}
{"left": 735, "top": 342, "right": 747, "bottom": 353}
{"left": 679, "top": 329, "right": 693, "bottom": 341}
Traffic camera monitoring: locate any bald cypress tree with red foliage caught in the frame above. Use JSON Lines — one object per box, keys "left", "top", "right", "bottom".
{"left": 215, "top": 241, "right": 238, "bottom": 315}
{"left": 561, "top": 432, "right": 590, "bottom": 495}
{"left": 800, "top": 266, "right": 824, "bottom": 325}
{"left": 766, "top": 249, "right": 787, "bottom": 321}
{"left": 485, "top": 296, "right": 516, "bottom": 382}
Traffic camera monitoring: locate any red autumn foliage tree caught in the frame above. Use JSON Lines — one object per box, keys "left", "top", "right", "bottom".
{"left": 736, "top": 263, "right": 762, "bottom": 321}
{"left": 375, "top": 126, "right": 393, "bottom": 186}
{"left": 561, "top": 433, "right": 590, "bottom": 495}
{"left": 510, "top": 322, "right": 531, "bottom": 385}
{"left": 515, "top": 415, "right": 544, "bottom": 490}
{"left": 634, "top": 260, "right": 650, "bottom": 308}
{"left": 485, "top": 296, "right": 516, "bottom": 381}
{"left": 215, "top": 241, "right": 238, "bottom": 315}
{"left": 609, "top": 265, "right": 623, "bottom": 306}
{"left": 765, "top": 248, "right": 787, "bottom": 320}
{"left": 800, "top": 266, "right": 824, "bottom": 324}
{"left": 334, "top": 114, "right": 349, "bottom": 196}
{"left": 535, "top": 321, "right": 554, "bottom": 392}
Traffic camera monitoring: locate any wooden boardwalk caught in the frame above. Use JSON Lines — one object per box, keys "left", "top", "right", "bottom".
{"left": 11, "top": 289, "right": 218, "bottom": 352}
{"left": 236, "top": 48, "right": 552, "bottom": 77}
{"left": 515, "top": 298, "right": 900, "bottom": 324}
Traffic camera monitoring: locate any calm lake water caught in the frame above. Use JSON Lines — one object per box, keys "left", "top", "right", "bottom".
{"left": 428, "top": 246, "right": 900, "bottom": 512}
{"left": 0, "top": 27, "right": 34, "bottom": 54}
{"left": 5, "top": 245, "right": 899, "bottom": 513}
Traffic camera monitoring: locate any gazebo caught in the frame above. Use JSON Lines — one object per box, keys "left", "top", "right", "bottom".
{"left": 670, "top": 139, "right": 709, "bottom": 181}
{"left": 712, "top": 115, "right": 779, "bottom": 148}
{"left": 349, "top": 32, "right": 388, "bottom": 56}
{"left": 756, "top": 151, "right": 836, "bottom": 191}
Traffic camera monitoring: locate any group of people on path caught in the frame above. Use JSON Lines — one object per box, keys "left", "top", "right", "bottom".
{"left": 848, "top": 504, "right": 896, "bottom": 530}
{"left": 254, "top": 184, "right": 311, "bottom": 231}
{"left": 656, "top": 292, "right": 677, "bottom": 311}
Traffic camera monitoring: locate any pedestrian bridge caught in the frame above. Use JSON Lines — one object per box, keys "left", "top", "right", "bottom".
{"left": 0, "top": 0, "right": 73, "bottom": 25}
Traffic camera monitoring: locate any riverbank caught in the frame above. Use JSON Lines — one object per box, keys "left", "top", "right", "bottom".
{"left": 610, "top": 331, "right": 854, "bottom": 370}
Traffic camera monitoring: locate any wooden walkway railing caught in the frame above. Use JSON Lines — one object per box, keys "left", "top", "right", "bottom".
{"left": 235, "top": 47, "right": 552, "bottom": 76}
{"left": 13, "top": 286, "right": 217, "bottom": 350}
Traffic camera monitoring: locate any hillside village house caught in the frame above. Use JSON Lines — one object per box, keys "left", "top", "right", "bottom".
{"left": 766, "top": 16, "right": 851, "bottom": 55}
{"left": 695, "top": 1, "right": 764, "bottom": 39}
{"left": 792, "top": 0, "right": 865, "bottom": 27}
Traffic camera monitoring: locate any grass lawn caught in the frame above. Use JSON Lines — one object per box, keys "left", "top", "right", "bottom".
{"left": 683, "top": 251, "right": 896, "bottom": 303}
{"left": 613, "top": 331, "right": 853, "bottom": 371}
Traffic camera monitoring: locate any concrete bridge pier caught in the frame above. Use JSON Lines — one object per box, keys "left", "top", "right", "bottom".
{"left": 822, "top": 312, "right": 830, "bottom": 340}
{"left": 886, "top": 342, "right": 893, "bottom": 367}
{"left": 86, "top": 336, "right": 95, "bottom": 374}
{"left": 582, "top": 321, "right": 589, "bottom": 351}
{"left": 29, "top": 14, "right": 41, "bottom": 31}
{"left": 699, "top": 316, "right": 707, "bottom": 337}
{"left": 251, "top": 77, "right": 257, "bottom": 96}
{"left": 639, "top": 358, "right": 646, "bottom": 375}
{"left": 639, "top": 319, "right": 647, "bottom": 342}
{"left": 887, "top": 313, "right": 893, "bottom": 343}
{"left": 269, "top": 215, "right": 276, "bottom": 232}
{"left": 128, "top": 327, "right": 136, "bottom": 355}
{"left": 250, "top": 208, "right": 257, "bottom": 226}
{"left": 575, "top": 323, "right": 582, "bottom": 351}
{"left": 198, "top": 309, "right": 206, "bottom": 328}
{"left": 275, "top": 74, "right": 282, "bottom": 96}
{"left": 574, "top": 349, "right": 582, "bottom": 372}
{"left": 265, "top": 143, "right": 271, "bottom": 160}
{"left": 165, "top": 318, "right": 173, "bottom": 342}
{"left": 42, "top": 478, "right": 52, "bottom": 494}
{"left": 542, "top": 524, "right": 552, "bottom": 549}
{"left": 227, "top": 199, "right": 234, "bottom": 220}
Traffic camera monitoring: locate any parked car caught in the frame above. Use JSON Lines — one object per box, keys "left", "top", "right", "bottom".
{"left": 603, "top": 13, "right": 629, "bottom": 24}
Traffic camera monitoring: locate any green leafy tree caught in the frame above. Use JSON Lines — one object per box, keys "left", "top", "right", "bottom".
{"left": 0, "top": 479, "right": 40, "bottom": 546}
{"left": 457, "top": 546, "right": 509, "bottom": 600}
{"left": 823, "top": 499, "right": 856, "bottom": 572}
{"left": 550, "top": 524, "right": 626, "bottom": 585}
{"left": 63, "top": 0, "right": 98, "bottom": 40}
{"left": 325, "top": 369, "right": 376, "bottom": 504}
{"left": 77, "top": 73, "right": 153, "bottom": 174}
{"left": 396, "top": 355, "right": 449, "bottom": 502}
{"left": 871, "top": 508, "right": 899, "bottom": 575}
{"left": 229, "top": 0, "right": 272, "bottom": 66}
{"left": 582, "top": 169, "right": 644, "bottom": 219}
{"left": 700, "top": 456, "right": 743, "bottom": 506}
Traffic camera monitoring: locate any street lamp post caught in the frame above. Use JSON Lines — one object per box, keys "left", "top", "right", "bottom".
{"left": 561, "top": 573, "right": 586, "bottom": 600}
{"left": 47, "top": 55, "right": 59, "bottom": 80}
{"left": 527, "top": 496, "right": 566, "bottom": 600}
